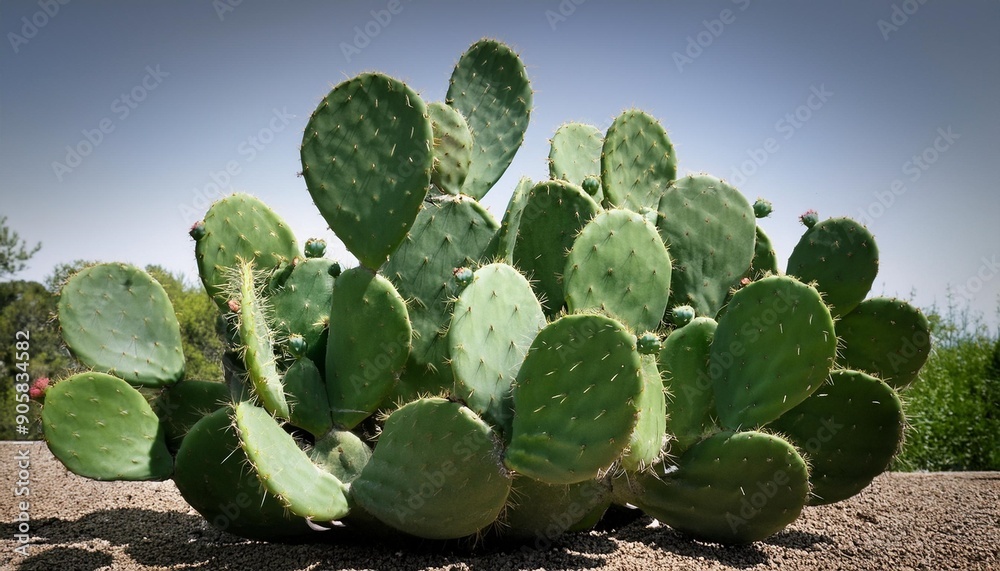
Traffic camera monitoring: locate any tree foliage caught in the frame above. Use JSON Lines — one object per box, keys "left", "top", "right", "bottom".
{"left": 0, "top": 216, "right": 42, "bottom": 279}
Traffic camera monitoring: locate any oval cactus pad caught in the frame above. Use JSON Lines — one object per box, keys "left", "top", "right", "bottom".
{"left": 301, "top": 72, "right": 433, "bottom": 269}
{"left": 42, "top": 372, "right": 173, "bottom": 481}
{"left": 506, "top": 314, "right": 642, "bottom": 484}
{"left": 58, "top": 263, "right": 184, "bottom": 387}
{"left": 711, "top": 275, "right": 836, "bottom": 429}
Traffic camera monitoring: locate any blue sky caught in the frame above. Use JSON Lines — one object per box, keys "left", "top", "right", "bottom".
{"left": 2, "top": 1, "right": 998, "bottom": 325}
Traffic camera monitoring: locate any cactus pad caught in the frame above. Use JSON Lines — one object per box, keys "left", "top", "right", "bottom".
{"left": 659, "top": 317, "right": 719, "bottom": 453}
{"left": 427, "top": 101, "right": 473, "bottom": 195}
{"left": 711, "top": 275, "right": 836, "bottom": 429}
{"left": 234, "top": 401, "right": 350, "bottom": 522}
{"left": 564, "top": 208, "right": 672, "bottom": 332}
{"left": 351, "top": 397, "right": 511, "bottom": 539}
{"left": 326, "top": 266, "right": 411, "bottom": 428}
{"left": 835, "top": 297, "right": 931, "bottom": 389}
{"left": 512, "top": 180, "right": 600, "bottom": 316}
{"left": 506, "top": 314, "right": 642, "bottom": 484}
{"left": 268, "top": 258, "right": 336, "bottom": 360}
{"left": 503, "top": 477, "right": 611, "bottom": 538}
{"left": 173, "top": 408, "right": 313, "bottom": 541}
{"left": 301, "top": 72, "right": 433, "bottom": 269}
{"left": 620, "top": 355, "right": 667, "bottom": 471}
{"left": 549, "top": 122, "right": 603, "bottom": 194}
{"left": 496, "top": 176, "right": 533, "bottom": 263}
{"left": 283, "top": 357, "right": 333, "bottom": 437}
{"left": 194, "top": 193, "right": 299, "bottom": 309}
{"left": 631, "top": 431, "right": 809, "bottom": 544}
{"left": 384, "top": 195, "right": 499, "bottom": 397}
{"left": 232, "top": 260, "right": 289, "bottom": 419}
{"left": 786, "top": 217, "right": 878, "bottom": 318}
{"left": 58, "top": 263, "right": 184, "bottom": 387}
{"left": 447, "top": 39, "right": 532, "bottom": 200}
{"left": 601, "top": 109, "right": 676, "bottom": 212}
{"left": 449, "top": 263, "right": 545, "bottom": 435}
{"left": 770, "top": 370, "right": 904, "bottom": 505}
{"left": 41, "top": 372, "right": 172, "bottom": 481}
{"left": 656, "top": 174, "right": 756, "bottom": 318}
{"left": 155, "top": 379, "right": 229, "bottom": 452}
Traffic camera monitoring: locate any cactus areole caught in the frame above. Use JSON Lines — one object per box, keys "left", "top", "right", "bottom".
{"left": 40, "top": 38, "right": 928, "bottom": 548}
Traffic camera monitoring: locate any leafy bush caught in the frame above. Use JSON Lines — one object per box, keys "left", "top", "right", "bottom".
{"left": 893, "top": 298, "right": 1000, "bottom": 471}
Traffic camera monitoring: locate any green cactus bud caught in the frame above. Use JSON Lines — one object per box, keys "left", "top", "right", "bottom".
{"left": 304, "top": 238, "right": 327, "bottom": 258}
{"left": 636, "top": 332, "right": 662, "bottom": 355}
{"left": 753, "top": 198, "right": 773, "bottom": 218}
{"left": 452, "top": 266, "right": 474, "bottom": 289}
{"left": 799, "top": 209, "right": 819, "bottom": 228}
{"left": 670, "top": 304, "right": 696, "bottom": 327}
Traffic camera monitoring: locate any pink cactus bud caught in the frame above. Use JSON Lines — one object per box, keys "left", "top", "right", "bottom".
{"left": 29, "top": 377, "right": 50, "bottom": 399}
{"left": 228, "top": 299, "right": 241, "bottom": 313}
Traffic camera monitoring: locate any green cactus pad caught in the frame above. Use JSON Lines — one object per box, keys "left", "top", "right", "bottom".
{"left": 427, "top": 101, "right": 473, "bottom": 195}
{"left": 835, "top": 297, "right": 931, "bottom": 389}
{"left": 351, "top": 397, "right": 511, "bottom": 539}
{"left": 564, "top": 208, "right": 672, "bottom": 332}
{"left": 234, "top": 401, "right": 350, "bottom": 522}
{"left": 449, "top": 263, "right": 546, "bottom": 435}
{"left": 770, "top": 370, "right": 904, "bottom": 506}
{"left": 41, "top": 372, "right": 173, "bottom": 481}
{"left": 447, "top": 39, "right": 532, "bottom": 200}
{"left": 154, "top": 379, "right": 229, "bottom": 452}
{"left": 496, "top": 176, "right": 533, "bottom": 263}
{"left": 194, "top": 193, "right": 299, "bottom": 310}
{"left": 711, "top": 275, "right": 836, "bottom": 429}
{"left": 268, "top": 258, "right": 336, "bottom": 360}
{"left": 620, "top": 355, "right": 667, "bottom": 471}
{"left": 309, "top": 429, "right": 372, "bottom": 485}
{"left": 512, "top": 180, "right": 601, "bottom": 316}
{"left": 749, "top": 225, "right": 780, "bottom": 279}
{"left": 173, "top": 408, "right": 314, "bottom": 541}
{"left": 656, "top": 174, "right": 756, "bottom": 318}
{"left": 326, "top": 266, "right": 411, "bottom": 429}
{"left": 631, "top": 431, "right": 809, "bottom": 544}
{"left": 786, "top": 217, "right": 879, "bottom": 318}
{"left": 58, "top": 263, "right": 184, "bottom": 387}
{"left": 301, "top": 72, "right": 433, "bottom": 269}
{"left": 233, "top": 260, "right": 289, "bottom": 419}
{"left": 549, "top": 123, "right": 603, "bottom": 196}
{"left": 503, "top": 477, "right": 611, "bottom": 538}
{"left": 659, "top": 317, "right": 718, "bottom": 453}
{"left": 283, "top": 357, "right": 332, "bottom": 437}
{"left": 384, "top": 195, "right": 499, "bottom": 397}
{"left": 506, "top": 314, "right": 642, "bottom": 484}
{"left": 600, "top": 109, "right": 676, "bottom": 212}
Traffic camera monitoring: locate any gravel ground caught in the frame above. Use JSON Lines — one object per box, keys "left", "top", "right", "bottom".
{"left": 1, "top": 441, "right": 998, "bottom": 571}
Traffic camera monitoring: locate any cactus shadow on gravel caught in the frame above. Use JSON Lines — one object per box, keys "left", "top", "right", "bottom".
{"left": 2, "top": 508, "right": 620, "bottom": 571}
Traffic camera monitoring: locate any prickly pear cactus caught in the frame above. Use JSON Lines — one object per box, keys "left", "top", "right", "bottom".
{"left": 38, "top": 38, "right": 931, "bottom": 550}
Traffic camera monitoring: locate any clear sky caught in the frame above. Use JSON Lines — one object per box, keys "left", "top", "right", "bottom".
{"left": 2, "top": 1, "right": 998, "bottom": 325}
